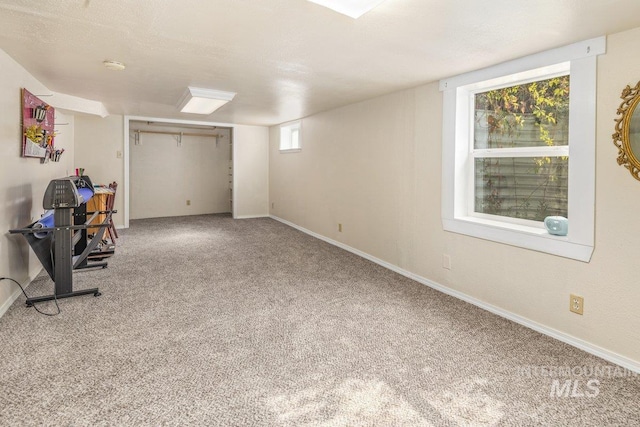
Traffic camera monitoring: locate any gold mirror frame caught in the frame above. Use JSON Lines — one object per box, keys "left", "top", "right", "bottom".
{"left": 613, "top": 81, "right": 640, "bottom": 181}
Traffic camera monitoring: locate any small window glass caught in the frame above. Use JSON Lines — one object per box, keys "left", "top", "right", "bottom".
{"left": 280, "top": 121, "right": 301, "bottom": 152}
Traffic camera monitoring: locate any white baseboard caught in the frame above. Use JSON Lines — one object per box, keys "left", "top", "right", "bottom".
{"left": 0, "top": 285, "right": 23, "bottom": 318}
{"left": 0, "top": 270, "right": 41, "bottom": 318}
{"left": 270, "top": 215, "right": 640, "bottom": 374}
{"left": 235, "top": 214, "right": 269, "bottom": 219}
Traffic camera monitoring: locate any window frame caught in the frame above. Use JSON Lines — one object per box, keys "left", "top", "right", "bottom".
{"left": 279, "top": 121, "right": 302, "bottom": 152}
{"left": 439, "top": 37, "right": 606, "bottom": 262}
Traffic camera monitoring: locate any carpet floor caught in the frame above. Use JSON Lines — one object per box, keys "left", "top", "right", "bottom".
{"left": 0, "top": 214, "right": 638, "bottom": 426}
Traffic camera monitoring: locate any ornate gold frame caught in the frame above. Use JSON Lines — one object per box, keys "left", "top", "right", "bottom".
{"left": 613, "top": 81, "right": 640, "bottom": 181}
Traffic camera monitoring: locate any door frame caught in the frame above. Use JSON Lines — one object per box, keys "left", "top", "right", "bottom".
{"left": 123, "top": 115, "right": 237, "bottom": 227}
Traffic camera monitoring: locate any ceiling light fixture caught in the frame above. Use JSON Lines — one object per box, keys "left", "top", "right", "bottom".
{"left": 177, "top": 87, "right": 236, "bottom": 115}
{"left": 307, "top": 0, "right": 387, "bottom": 19}
{"left": 103, "top": 60, "right": 126, "bottom": 71}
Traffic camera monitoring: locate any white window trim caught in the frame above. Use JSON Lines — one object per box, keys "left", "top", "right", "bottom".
{"left": 280, "top": 120, "right": 302, "bottom": 152}
{"left": 440, "top": 37, "right": 606, "bottom": 262}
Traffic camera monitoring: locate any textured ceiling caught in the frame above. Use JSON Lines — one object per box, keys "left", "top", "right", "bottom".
{"left": 1, "top": 0, "right": 640, "bottom": 126}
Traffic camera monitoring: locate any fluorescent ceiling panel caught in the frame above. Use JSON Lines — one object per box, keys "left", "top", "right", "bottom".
{"left": 178, "top": 87, "right": 236, "bottom": 115}
{"left": 307, "top": 0, "right": 387, "bottom": 18}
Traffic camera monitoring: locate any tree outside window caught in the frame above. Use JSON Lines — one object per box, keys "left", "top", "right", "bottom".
{"left": 473, "top": 76, "right": 570, "bottom": 221}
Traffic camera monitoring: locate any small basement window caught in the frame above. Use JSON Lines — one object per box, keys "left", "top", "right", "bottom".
{"left": 280, "top": 121, "right": 301, "bottom": 152}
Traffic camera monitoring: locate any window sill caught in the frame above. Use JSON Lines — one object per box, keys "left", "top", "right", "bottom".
{"left": 279, "top": 148, "right": 301, "bottom": 153}
{"left": 442, "top": 216, "right": 593, "bottom": 262}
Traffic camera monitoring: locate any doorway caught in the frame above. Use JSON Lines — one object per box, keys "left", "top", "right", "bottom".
{"left": 128, "top": 120, "right": 233, "bottom": 220}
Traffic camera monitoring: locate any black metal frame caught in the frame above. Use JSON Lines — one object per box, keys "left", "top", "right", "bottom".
{"left": 9, "top": 176, "right": 116, "bottom": 307}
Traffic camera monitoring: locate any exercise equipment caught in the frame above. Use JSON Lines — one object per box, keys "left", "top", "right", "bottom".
{"left": 9, "top": 175, "right": 116, "bottom": 306}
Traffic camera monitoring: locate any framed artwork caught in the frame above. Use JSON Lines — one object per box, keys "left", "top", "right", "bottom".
{"left": 22, "top": 88, "right": 55, "bottom": 159}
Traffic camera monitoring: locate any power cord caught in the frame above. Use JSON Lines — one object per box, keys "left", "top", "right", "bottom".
{"left": 0, "top": 277, "right": 61, "bottom": 316}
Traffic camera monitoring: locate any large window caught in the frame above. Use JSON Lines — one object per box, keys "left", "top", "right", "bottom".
{"left": 473, "top": 75, "right": 570, "bottom": 223}
{"left": 440, "top": 37, "right": 605, "bottom": 262}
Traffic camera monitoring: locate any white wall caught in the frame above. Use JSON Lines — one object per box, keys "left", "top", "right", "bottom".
{"left": 129, "top": 125, "right": 231, "bottom": 219}
{"left": 234, "top": 125, "right": 269, "bottom": 218}
{"left": 0, "top": 49, "right": 75, "bottom": 315}
{"left": 269, "top": 27, "right": 640, "bottom": 368}
{"left": 74, "top": 114, "right": 125, "bottom": 227}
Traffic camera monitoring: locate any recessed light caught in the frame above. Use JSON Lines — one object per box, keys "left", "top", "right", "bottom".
{"left": 177, "top": 87, "right": 236, "bottom": 115}
{"left": 307, "top": 0, "right": 387, "bottom": 18}
{"left": 103, "top": 60, "right": 126, "bottom": 71}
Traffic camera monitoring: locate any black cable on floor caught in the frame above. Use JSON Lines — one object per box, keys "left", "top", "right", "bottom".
{"left": 0, "top": 277, "right": 60, "bottom": 316}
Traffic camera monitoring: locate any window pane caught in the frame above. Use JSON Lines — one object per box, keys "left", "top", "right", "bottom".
{"left": 280, "top": 128, "right": 291, "bottom": 150}
{"left": 474, "top": 76, "right": 570, "bottom": 149}
{"left": 474, "top": 156, "right": 568, "bottom": 221}
{"left": 291, "top": 128, "right": 299, "bottom": 149}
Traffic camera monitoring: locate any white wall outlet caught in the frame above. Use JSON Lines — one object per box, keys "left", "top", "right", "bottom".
{"left": 443, "top": 254, "right": 451, "bottom": 270}
{"left": 116, "top": 150, "right": 123, "bottom": 159}
{"left": 186, "top": 200, "right": 191, "bottom": 206}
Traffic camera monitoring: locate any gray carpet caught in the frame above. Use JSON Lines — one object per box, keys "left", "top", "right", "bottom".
{"left": 0, "top": 214, "right": 638, "bottom": 426}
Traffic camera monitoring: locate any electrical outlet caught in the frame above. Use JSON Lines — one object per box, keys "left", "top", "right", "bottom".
{"left": 271, "top": 202, "right": 274, "bottom": 209}
{"left": 186, "top": 200, "right": 191, "bottom": 206}
{"left": 443, "top": 254, "right": 451, "bottom": 270}
{"left": 338, "top": 223, "right": 343, "bottom": 232}
{"left": 570, "top": 294, "right": 584, "bottom": 315}
{"left": 116, "top": 150, "right": 123, "bottom": 159}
